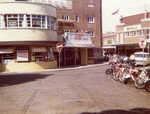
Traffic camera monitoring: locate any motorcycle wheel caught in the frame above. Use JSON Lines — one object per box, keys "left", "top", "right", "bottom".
{"left": 113, "top": 72, "right": 119, "bottom": 81}
{"left": 145, "top": 80, "right": 150, "bottom": 92}
{"left": 120, "top": 77, "right": 130, "bottom": 84}
{"left": 134, "top": 78, "right": 145, "bottom": 89}
{"left": 105, "top": 69, "right": 112, "bottom": 75}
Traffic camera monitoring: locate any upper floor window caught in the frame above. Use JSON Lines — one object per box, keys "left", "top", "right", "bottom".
{"left": 88, "top": 31, "right": 94, "bottom": 36}
{"left": 129, "top": 31, "right": 136, "bottom": 36}
{"left": 137, "top": 30, "right": 142, "bottom": 36}
{"left": 4, "top": 14, "right": 57, "bottom": 31}
{"left": 62, "top": 15, "right": 70, "bottom": 21}
{"left": 5, "top": 14, "right": 24, "bottom": 28}
{"left": 125, "top": 32, "right": 129, "bottom": 37}
{"left": 75, "top": 16, "right": 79, "bottom": 22}
{"left": 88, "top": 16, "right": 95, "bottom": 23}
{"left": 146, "top": 29, "right": 149, "bottom": 34}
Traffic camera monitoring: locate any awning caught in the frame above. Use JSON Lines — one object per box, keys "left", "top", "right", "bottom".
{"left": 32, "top": 47, "right": 47, "bottom": 52}
{"left": 0, "top": 48, "right": 14, "bottom": 54}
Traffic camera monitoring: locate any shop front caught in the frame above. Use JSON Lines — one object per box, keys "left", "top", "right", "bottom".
{"left": 116, "top": 43, "right": 142, "bottom": 56}
{"left": 61, "top": 32, "right": 95, "bottom": 67}
{"left": 0, "top": 46, "right": 57, "bottom": 72}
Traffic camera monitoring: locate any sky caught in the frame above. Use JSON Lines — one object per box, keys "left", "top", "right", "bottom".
{"left": 102, "top": 0, "right": 150, "bottom": 33}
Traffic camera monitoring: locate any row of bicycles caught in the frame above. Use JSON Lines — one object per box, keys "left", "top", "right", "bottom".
{"left": 105, "top": 59, "right": 150, "bottom": 92}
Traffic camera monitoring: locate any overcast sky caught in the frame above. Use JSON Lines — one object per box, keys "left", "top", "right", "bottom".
{"left": 102, "top": 0, "right": 150, "bottom": 33}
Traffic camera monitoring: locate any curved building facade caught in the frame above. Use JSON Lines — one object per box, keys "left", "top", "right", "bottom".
{"left": 0, "top": 0, "right": 58, "bottom": 72}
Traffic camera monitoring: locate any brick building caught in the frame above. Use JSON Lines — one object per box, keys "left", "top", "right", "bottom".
{"left": 56, "top": 0, "right": 103, "bottom": 66}
{"left": 116, "top": 11, "right": 150, "bottom": 56}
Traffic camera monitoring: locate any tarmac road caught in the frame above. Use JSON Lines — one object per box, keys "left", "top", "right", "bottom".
{"left": 0, "top": 64, "right": 150, "bottom": 114}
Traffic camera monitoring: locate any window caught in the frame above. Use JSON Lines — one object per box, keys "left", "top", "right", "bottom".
{"left": 137, "top": 30, "right": 142, "bottom": 36}
{"left": 4, "top": 14, "right": 57, "bottom": 30}
{"left": 0, "top": 48, "right": 15, "bottom": 64}
{"left": 88, "top": 16, "right": 95, "bottom": 23}
{"left": 16, "top": 48, "right": 29, "bottom": 62}
{"left": 62, "top": 15, "right": 70, "bottom": 20}
{"left": 88, "top": 31, "right": 94, "bottom": 36}
{"left": 51, "top": 17, "right": 57, "bottom": 30}
{"left": 32, "top": 15, "right": 41, "bottom": 27}
{"left": 146, "top": 35, "right": 149, "bottom": 39}
{"left": 27, "top": 15, "right": 31, "bottom": 27}
{"left": 129, "top": 31, "right": 135, "bottom": 36}
{"left": 75, "top": 16, "right": 79, "bottom": 22}
{"left": 146, "top": 29, "right": 149, "bottom": 39}
{"left": 5, "top": 14, "right": 24, "bottom": 28}
{"left": 125, "top": 32, "right": 129, "bottom": 37}
{"left": 146, "top": 29, "right": 149, "bottom": 34}
{"left": 31, "top": 47, "right": 54, "bottom": 62}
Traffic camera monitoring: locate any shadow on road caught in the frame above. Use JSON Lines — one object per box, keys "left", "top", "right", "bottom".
{"left": 81, "top": 108, "right": 150, "bottom": 114}
{"left": 0, "top": 73, "right": 52, "bottom": 87}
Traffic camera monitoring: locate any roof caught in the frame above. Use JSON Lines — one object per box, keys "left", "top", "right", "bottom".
{"left": 120, "top": 12, "right": 150, "bottom": 25}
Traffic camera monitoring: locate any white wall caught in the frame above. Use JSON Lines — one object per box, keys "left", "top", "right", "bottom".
{"left": 0, "top": 2, "right": 56, "bottom": 17}
{"left": 0, "top": 29, "right": 57, "bottom": 42}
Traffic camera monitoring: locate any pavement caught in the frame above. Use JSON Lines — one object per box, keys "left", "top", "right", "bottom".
{"left": 1, "top": 62, "right": 108, "bottom": 74}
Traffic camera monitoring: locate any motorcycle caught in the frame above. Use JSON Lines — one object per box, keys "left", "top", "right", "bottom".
{"left": 125, "top": 68, "right": 150, "bottom": 92}
{"left": 105, "top": 60, "right": 115, "bottom": 75}
{"left": 134, "top": 69, "right": 150, "bottom": 92}
{"left": 119, "top": 65, "right": 131, "bottom": 84}
{"left": 112, "top": 63, "right": 122, "bottom": 81}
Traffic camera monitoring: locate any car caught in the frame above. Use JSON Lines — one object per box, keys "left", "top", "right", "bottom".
{"left": 131, "top": 52, "right": 150, "bottom": 66}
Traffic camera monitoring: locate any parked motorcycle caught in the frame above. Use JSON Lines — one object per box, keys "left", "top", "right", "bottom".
{"left": 105, "top": 60, "right": 116, "bottom": 75}
{"left": 134, "top": 69, "right": 150, "bottom": 91}
{"left": 126, "top": 68, "right": 150, "bottom": 92}
{"left": 119, "top": 66, "right": 131, "bottom": 84}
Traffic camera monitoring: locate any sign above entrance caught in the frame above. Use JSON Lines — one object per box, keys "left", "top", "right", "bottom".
{"left": 64, "top": 32, "right": 95, "bottom": 47}
{"left": 139, "top": 39, "right": 146, "bottom": 48}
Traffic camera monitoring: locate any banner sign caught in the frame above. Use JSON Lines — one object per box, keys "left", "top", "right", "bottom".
{"left": 65, "top": 32, "right": 95, "bottom": 47}
{"left": 17, "top": 50, "right": 29, "bottom": 61}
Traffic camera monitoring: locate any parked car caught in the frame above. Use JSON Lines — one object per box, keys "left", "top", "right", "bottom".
{"left": 131, "top": 52, "right": 150, "bottom": 66}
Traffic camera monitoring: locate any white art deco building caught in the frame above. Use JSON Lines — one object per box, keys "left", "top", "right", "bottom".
{"left": 0, "top": 0, "right": 58, "bottom": 72}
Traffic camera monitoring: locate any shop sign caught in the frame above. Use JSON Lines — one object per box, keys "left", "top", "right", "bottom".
{"left": 139, "top": 39, "right": 146, "bottom": 48}
{"left": 32, "top": 47, "right": 47, "bottom": 52}
{"left": 124, "top": 25, "right": 141, "bottom": 31}
{"left": 65, "top": 32, "right": 95, "bottom": 47}
{"left": 17, "top": 50, "right": 28, "bottom": 61}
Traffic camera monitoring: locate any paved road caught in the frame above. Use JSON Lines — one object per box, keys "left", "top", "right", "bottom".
{"left": 0, "top": 64, "right": 150, "bottom": 114}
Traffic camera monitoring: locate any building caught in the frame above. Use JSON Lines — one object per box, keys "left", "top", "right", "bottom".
{"left": 56, "top": 0, "right": 103, "bottom": 66}
{"left": 116, "top": 11, "right": 150, "bottom": 56}
{"left": 0, "top": 0, "right": 58, "bottom": 72}
{"left": 102, "top": 32, "right": 116, "bottom": 56}
{"left": 72, "top": 0, "right": 102, "bottom": 48}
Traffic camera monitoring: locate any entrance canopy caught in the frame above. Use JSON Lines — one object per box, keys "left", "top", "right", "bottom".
{"left": 0, "top": 48, "right": 14, "bottom": 54}
{"left": 64, "top": 32, "right": 95, "bottom": 48}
